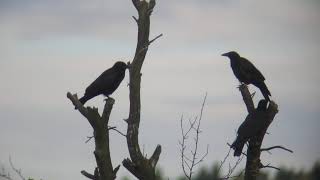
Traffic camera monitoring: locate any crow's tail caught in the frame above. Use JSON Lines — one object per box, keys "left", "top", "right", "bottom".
{"left": 256, "top": 81, "right": 271, "bottom": 101}
{"left": 231, "top": 137, "right": 246, "bottom": 157}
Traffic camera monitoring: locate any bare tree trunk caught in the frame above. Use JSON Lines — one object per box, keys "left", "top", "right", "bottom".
{"left": 122, "top": 0, "right": 161, "bottom": 180}
{"left": 238, "top": 85, "right": 279, "bottom": 180}
{"left": 67, "top": 93, "right": 120, "bottom": 180}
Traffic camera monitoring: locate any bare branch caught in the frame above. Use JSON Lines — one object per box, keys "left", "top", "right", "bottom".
{"left": 124, "top": 0, "right": 161, "bottom": 179}
{"left": 179, "top": 93, "right": 209, "bottom": 180}
{"left": 138, "top": 33, "right": 163, "bottom": 54}
{"left": 9, "top": 157, "right": 25, "bottom": 180}
{"left": 237, "top": 84, "right": 281, "bottom": 180}
{"left": 261, "top": 145, "right": 293, "bottom": 153}
{"left": 67, "top": 93, "right": 119, "bottom": 180}
{"left": 86, "top": 136, "right": 94, "bottom": 143}
{"left": 180, "top": 115, "right": 190, "bottom": 179}
{"left": 0, "top": 166, "right": 13, "bottom": 180}
{"left": 218, "top": 146, "right": 232, "bottom": 174}
{"left": 148, "top": 0, "right": 156, "bottom": 14}
{"left": 108, "top": 126, "right": 127, "bottom": 137}
{"left": 132, "top": 16, "right": 138, "bottom": 23}
{"left": 66, "top": 92, "right": 89, "bottom": 120}
{"left": 227, "top": 142, "right": 248, "bottom": 156}
{"left": 81, "top": 170, "right": 95, "bottom": 180}
{"left": 0, "top": 174, "right": 12, "bottom": 180}
{"left": 131, "top": 0, "right": 140, "bottom": 10}
{"left": 101, "top": 98, "right": 115, "bottom": 124}
{"left": 259, "top": 163, "right": 281, "bottom": 171}
{"left": 113, "top": 165, "right": 121, "bottom": 176}
{"left": 149, "top": 34, "right": 163, "bottom": 45}
{"left": 218, "top": 150, "right": 245, "bottom": 180}
{"left": 238, "top": 84, "right": 254, "bottom": 114}
{"left": 150, "top": 145, "right": 162, "bottom": 168}
{"left": 219, "top": 171, "right": 244, "bottom": 180}
{"left": 193, "top": 145, "right": 209, "bottom": 166}
{"left": 86, "top": 126, "right": 127, "bottom": 143}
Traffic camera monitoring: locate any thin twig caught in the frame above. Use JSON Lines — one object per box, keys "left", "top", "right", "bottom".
{"left": 85, "top": 126, "right": 126, "bottom": 143}
{"left": 227, "top": 142, "right": 247, "bottom": 156}
{"left": 132, "top": 16, "right": 138, "bottom": 23}
{"left": 180, "top": 115, "right": 190, "bottom": 179}
{"left": 148, "top": 34, "right": 163, "bottom": 45}
{"left": 86, "top": 136, "right": 94, "bottom": 143}
{"left": 261, "top": 145, "right": 293, "bottom": 153}
{"left": 81, "top": 170, "right": 95, "bottom": 180}
{"left": 108, "top": 126, "right": 127, "bottom": 137}
{"left": 260, "top": 163, "right": 281, "bottom": 171}
{"left": 218, "top": 146, "right": 232, "bottom": 173}
{"left": 0, "top": 166, "right": 12, "bottom": 180}
{"left": 0, "top": 174, "right": 12, "bottom": 180}
{"left": 193, "top": 144, "right": 209, "bottom": 166}
{"left": 189, "top": 93, "right": 207, "bottom": 178}
{"left": 179, "top": 93, "right": 208, "bottom": 180}
{"left": 138, "top": 33, "right": 163, "bottom": 54}
{"left": 219, "top": 154, "right": 245, "bottom": 180}
{"left": 219, "top": 171, "right": 244, "bottom": 180}
{"left": 9, "top": 157, "right": 25, "bottom": 180}
{"left": 217, "top": 144, "right": 246, "bottom": 180}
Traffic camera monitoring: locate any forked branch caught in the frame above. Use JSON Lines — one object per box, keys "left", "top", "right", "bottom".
{"left": 123, "top": 0, "right": 161, "bottom": 180}
{"left": 261, "top": 145, "right": 293, "bottom": 154}
{"left": 237, "top": 85, "right": 283, "bottom": 180}
{"left": 67, "top": 92, "right": 120, "bottom": 180}
{"left": 179, "top": 93, "right": 209, "bottom": 180}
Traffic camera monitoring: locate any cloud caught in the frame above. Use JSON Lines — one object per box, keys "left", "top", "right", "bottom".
{"left": 1, "top": 0, "right": 320, "bottom": 179}
{"left": 0, "top": 0, "right": 136, "bottom": 40}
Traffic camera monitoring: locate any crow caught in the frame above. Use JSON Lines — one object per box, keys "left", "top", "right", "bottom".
{"left": 222, "top": 51, "right": 271, "bottom": 101}
{"left": 231, "top": 99, "right": 269, "bottom": 156}
{"left": 78, "top": 61, "right": 127, "bottom": 106}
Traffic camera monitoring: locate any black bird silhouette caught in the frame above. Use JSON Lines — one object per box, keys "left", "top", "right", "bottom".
{"left": 222, "top": 51, "right": 271, "bottom": 101}
{"left": 231, "top": 99, "right": 269, "bottom": 156}
{"left": 78, "top": 61, "right": 127, "bottom": 106}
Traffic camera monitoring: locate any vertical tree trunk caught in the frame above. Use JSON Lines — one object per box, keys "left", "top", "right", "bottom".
{"left": 238, "top": 85, "right": 279, "bottom": 180}
{"left": 123, "top": 0, "right": 161, "bottom": 180}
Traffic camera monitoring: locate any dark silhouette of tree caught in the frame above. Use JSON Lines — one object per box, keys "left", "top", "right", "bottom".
{"left": 122, "top": 0, "right": 162, "bottom": 179}
{"left": 116, "top": 160, "right": 320, "bottom": 180}
{"left": 310, "top": 161, "right": 320, "bottom": 180}
{"left": 229, "top": 84, "right": 292, "bottom": 180}
{"left": 67, "top": 0, "right": 162, "bottom": 180}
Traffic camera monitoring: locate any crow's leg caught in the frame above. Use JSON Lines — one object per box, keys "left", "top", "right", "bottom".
{"left": 104, "top": 96, "right": 110, "bottom": 101}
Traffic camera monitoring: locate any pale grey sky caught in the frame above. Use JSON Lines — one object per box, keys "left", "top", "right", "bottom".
{"left": 1, "top": 0, "right": 320, "bottom": 179}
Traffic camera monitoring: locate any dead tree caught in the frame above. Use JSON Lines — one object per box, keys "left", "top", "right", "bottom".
{"left": 67, "top": 93, "right": 120, "bottom": 180}
{"left": 122, "top": 0, "right": 162, "bottom": 180}
{"left": 66, "top": 1, "right": 161, "bottom": 179}
{"left": 238, "top": 84, "right": 292, "bottom": 180}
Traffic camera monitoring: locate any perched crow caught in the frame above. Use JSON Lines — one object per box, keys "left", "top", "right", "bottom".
{"left": 78, "top": 61, "right": 127, "bottom": 106}
{"left": 222, "top": 51, "right": 271, "bottom": 101}
{"left": 231, "top": 99, "right": 269, "bottom": 156}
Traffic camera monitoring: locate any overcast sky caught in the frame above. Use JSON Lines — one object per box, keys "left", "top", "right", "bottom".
{"left": 1, "top": 0, "right": 320, "bottom": 179}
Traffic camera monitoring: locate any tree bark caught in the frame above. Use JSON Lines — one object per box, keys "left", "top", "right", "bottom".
{"left": 238, "top": 85, "right": 279, "bottom": 180}
{"left": 67, "top": 93, "right": 120, "bottom": 180}
{"left": 122, "top": 0, "right": 161, "bottom": 180}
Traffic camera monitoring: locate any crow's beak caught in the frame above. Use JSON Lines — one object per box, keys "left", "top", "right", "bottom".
{"left": 221, "top": 52, "right": 228, "bottom": 57}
